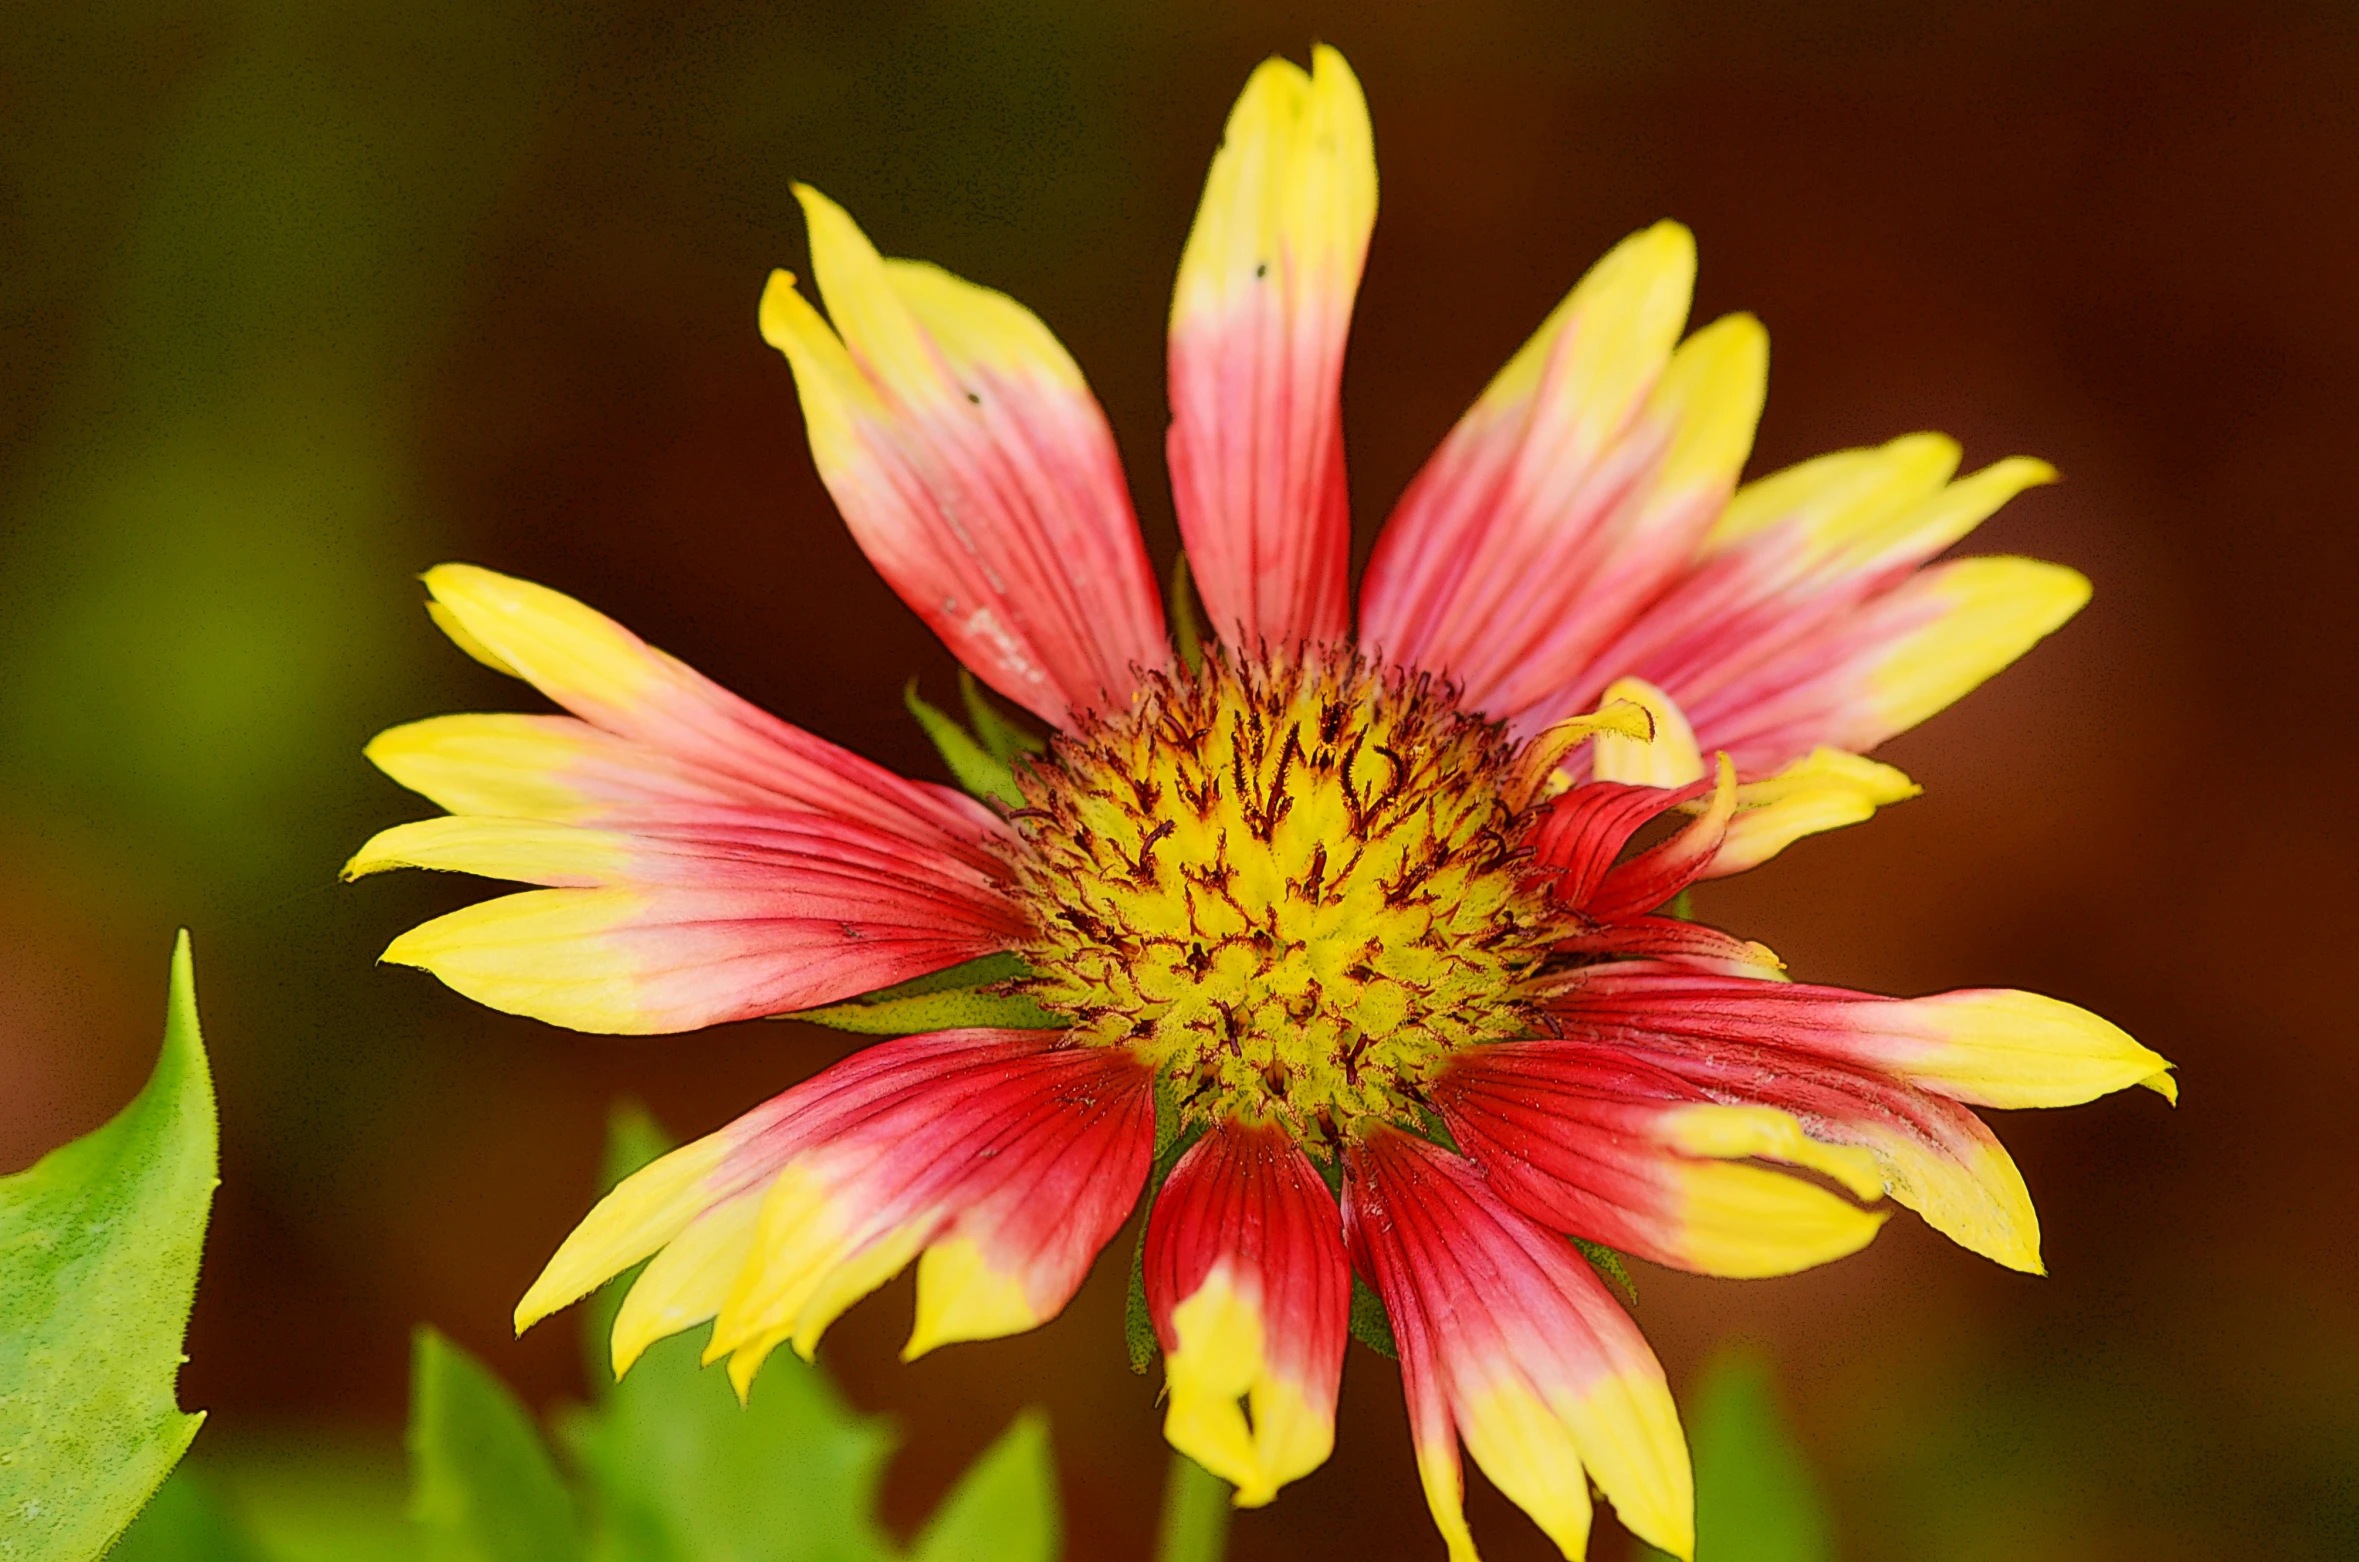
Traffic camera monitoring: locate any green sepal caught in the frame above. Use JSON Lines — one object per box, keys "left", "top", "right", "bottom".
{"left": 1658, "top": 888, "right": 1694, "bottom": 922}
{"left": 836, "top": 952, "right": 1031, "bottom": 1004}
{"left": 1125, "top": 1074, "right": 1209, "bottom": 1374}
{"left": 1347, "top": 1278, "right": 1397, "bottom": 1360}
{"left": 960, "top": 668, "right": 1045, "bottom": 763}
{"left": 789, "top": 987, "right": 1066, "bottom": 1035}
{"left": 1572, "top": 1236, "right": 1640, "bottom": 1306}
{"left": 906, "top": 678, "right": 1023, "bottom": 807}
{"left": 1168, "top": 553, "right": 1205, "bottom": 674}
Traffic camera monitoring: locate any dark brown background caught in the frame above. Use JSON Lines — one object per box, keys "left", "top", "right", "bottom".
{"left": 3, "top": 2, "right": 2352, "bottom": 1557}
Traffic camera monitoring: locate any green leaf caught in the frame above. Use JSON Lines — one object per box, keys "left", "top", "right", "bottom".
{"left": 1641, "top": 1347, "right": 1833, "bottom": 1562}
{"left": 0, "top": 931, "right": 216, "bottom": 1561}
{"left": 958, "top": 670, "right": 1044, "bottom": 764}
{"left": 906, "top": 681, "right": 1022, "bottom": 807}
{"left": 908, "top": 1413, "right": 1059, "bottom": 1562}
{"left": 563, "top": 1330, "right": 897, "bottom": 1562}
{"left": 106, "top": 1469, "right": 263, "bottom": 1562}
{"left": 1167, "top": 554, "right": 1204, "bottom": 675}
{"left": 408, "top": 1329, "right": 582, "bottom": 1562}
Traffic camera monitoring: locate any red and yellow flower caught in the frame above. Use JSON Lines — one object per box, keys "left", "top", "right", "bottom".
{"left": 350, "top": 47, "right": 2170, "bottom": 1561}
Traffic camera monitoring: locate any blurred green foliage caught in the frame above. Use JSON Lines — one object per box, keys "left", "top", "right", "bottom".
{"left": 0, "top": 935, "right": 214, "bottom": 1562}
{"left": 1642, "top": 1347, "right": 1834, "bottom": 1562}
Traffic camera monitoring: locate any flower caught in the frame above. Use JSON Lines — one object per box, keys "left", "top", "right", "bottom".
{"left": 348, "top": 46, "right": 2172, "bottom": 1562}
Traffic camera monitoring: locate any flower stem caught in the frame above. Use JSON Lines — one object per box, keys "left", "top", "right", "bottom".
{"left": 1155, "top": 1451, "right": 1231, "bottom": 1562}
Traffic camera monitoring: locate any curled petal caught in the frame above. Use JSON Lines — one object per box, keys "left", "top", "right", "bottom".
{"left": 1583, "top": 755, "right": 1737, "bottom": 920}
{"left": 516, "top": 1030, "right": 1152, "bottom": 1392}
{"left": 1587, "top": 677, "right": 1704, "bottom": 788}
{"left": 1345, "top": 1130, "right": 1693, "bottom": 1562}
{"left": 1527, "top": 775, "right": 1714, "bottom": 911}
{"left": 1167, "top": 45, "right": 1374, "bottom": 646}
{"left": 1700, "top": 747, "right": 1921, "bottom": 878}
{"left": 759, "top": 191, "right": 1168, "bottom": 726}
{"left": 1144, "top": 1121, "right": 1349, "bottom": 1507}
{"left": 1544, "top": 914, "right": 1786, "bottom": 980}
{"left": 1434, "top": 1042, "right": 1886, "bottom": 1279}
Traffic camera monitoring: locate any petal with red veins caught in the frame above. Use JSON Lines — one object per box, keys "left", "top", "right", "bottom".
{"left": 1434, "top": 1042, "right": 1886, "bottom": 1279}
{"left": 348, "top": 806, "right": 1025, "bottom": 1034}
{"left": 1167, "top": 45, "right": 1374, "bottom": 647}
{"left": 759, "top": 189, "right": 1167, "bottom": 727}
{"left": 1359, "top": 218, "right": 1767, "bottom": 730}
{"left": 1144, "top": 1121, "right": 1349, "bottom": 1507}
{"left": 1554, "top": 968, "right": 2175, "bottom": 1110}
{"left": 1681, "top": 555, "right": 2091, "bottom": 774}
{"left": 409, "top": 565, "right": 1003, "bottom": 854}
{"left": 516, "top": 1030, "right": 1152, "bottom": 1393}
{"left": 1345, "top": 1129, "right": 1693, "bottom": 1561}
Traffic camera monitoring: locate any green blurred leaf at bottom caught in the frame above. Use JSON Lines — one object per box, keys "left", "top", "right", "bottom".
{"left": 410, "top": 1329, "right": 583, "bottom": 1561}
{"left": 105, "top": 1469, "right": 262, "bottom": 1562}
{"left": 0, "top": 931, "right": 217, "bottom": 1561}
{"left": 1642, "top": 1346, "right": 1834, "bottom": 1562}
{"left": 562, "top": 1330, "right": 897, "bottom": 1562}
{"left": 908, "top": 1413, "right": 1059, "bottom": 1562}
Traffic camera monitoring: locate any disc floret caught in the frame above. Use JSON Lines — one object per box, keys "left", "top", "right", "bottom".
{"left": 1009, "top": 648, "right": 1558, "bottom": 1141}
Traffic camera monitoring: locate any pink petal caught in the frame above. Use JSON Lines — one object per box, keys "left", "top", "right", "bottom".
{"left": 1144, "top": 1121, "right": 1349, "bottom": 1505}
{"left": 1166, "top": 47, "right": 1374, "bottom": 647}
{"left": 761, "top": 190, "right": 1167, "bottom": 726}
{"left": 1344, "top": 1129, "right": 1693, "bottom": 1560}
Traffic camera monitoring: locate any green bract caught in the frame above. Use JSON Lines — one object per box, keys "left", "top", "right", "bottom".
{"left": 0, "top": 933, "right": 217, "bottom": 1561}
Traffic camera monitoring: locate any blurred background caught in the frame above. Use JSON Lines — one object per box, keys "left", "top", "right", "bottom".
{"left": 3, "top": 1, "right": 2353, "bottom": 1557}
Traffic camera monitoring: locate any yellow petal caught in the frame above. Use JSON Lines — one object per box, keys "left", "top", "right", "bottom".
{"left": 342, "top": 816, "right": 630, "bottom": 887}
{"left": 1891, "top": 990, "right": 2176, "bottom": 1110}
{"left": 1668, "top": 1161, "right": 1889, "bottom": 1278}
{"left": 1844, "top": 1121, "right": 2044, "bottom": 1275}
{"left": 1590, "top": 676, "right": 1705, "bottom": 787}
{"left": 1662, "top": 1102, "right": 1885, "bottom": 1200}
{"left": 380, "top": 887, "right": 658, "bottom": 1034}
{"left": 1160, "top": 1269, "right": 1334, "bottom": 1508}
{"left": 1867, "top": 556, "right": 2091, "bottom": 738}
{"left": 610, "top": 1194, "right": 761, "bottom": 1376}
{"left": 904, "top": 1236, "right": 1044, "bottom": 1360}
{"left": 515, "top": 1131, "right": 734, "bottom": 1334}
{"left": 1707, "top": 433, "right": 1961, "bottom": 557}
{"left": 364, "top": 714, "right": 631, "bottom": 822}
{"left": 1635, "top": 311, "right": 1768, "bottom": 513}
{"left": 422, "top": 563, "right": 667, "bottom": 717}
{"left": 1469, "top": 222, "right": 1696, "bottom": 479}
{"left": 1708, "top": 748, "right": 1921, "bottom": 875}
{"left": 1171, "top": 44, "right": 1375, "bottom": 336}
{"left": 427, "top": 598, "right": 523, "bottom": 677}
{"left": 1454, "top": 1379, "right": 1595, "bottom": 1560}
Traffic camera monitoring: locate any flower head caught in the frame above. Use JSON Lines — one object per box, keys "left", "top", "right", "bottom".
{"left": 350, "top": 45, "right": 2170, "bottom": 1561}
